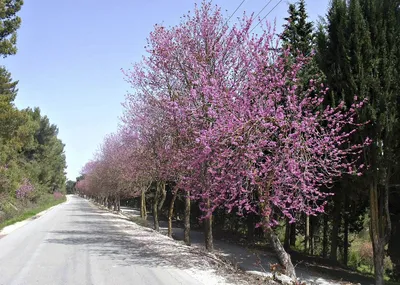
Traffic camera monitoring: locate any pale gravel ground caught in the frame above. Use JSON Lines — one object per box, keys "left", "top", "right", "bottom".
{"left": 118, "top": 206, "right": 369, "bottom": 285}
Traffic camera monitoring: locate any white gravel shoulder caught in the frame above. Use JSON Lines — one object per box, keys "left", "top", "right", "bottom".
{"left": 96, "top": 210, "right": 255, "bottom": 285}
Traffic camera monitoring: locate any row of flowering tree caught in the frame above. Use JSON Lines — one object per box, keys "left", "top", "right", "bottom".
{"left": 76, "top": 1, "right": 370, "bottom": 279}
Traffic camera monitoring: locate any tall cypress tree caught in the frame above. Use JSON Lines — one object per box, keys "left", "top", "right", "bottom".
{"left": 317, "top": 0, "right": 400, "bottom": 283}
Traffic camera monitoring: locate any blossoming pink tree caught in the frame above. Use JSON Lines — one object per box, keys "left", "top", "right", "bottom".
{"left": 122, "top": 1, "right": 253, "bottom": 248}
{"left": 119, "top": 1, "right": 370, "bottom": 279}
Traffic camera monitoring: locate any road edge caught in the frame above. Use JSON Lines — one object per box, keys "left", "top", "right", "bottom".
{"left": 0, "top": 195, "right": 71, "bottom": 236}
{"left": 87, "top": 198, "right": 280, "bottom": 285}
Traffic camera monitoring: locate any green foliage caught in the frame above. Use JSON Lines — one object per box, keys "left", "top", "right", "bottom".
{"left": 66, "top": 180, "right": 75, "bottom": 194}
{"left": 317, "top": 2, "right": 400, "bottom": 282}
{"left": 0, "top": 106, "right": 66, "bottom": 197}
{"left": 0, "top": 66, "right": 18, "bottom": 102}
{"left": 281, "top": 0, "right": 314, "bottom": 56}
{"left": 0, "top": 0, "right": 67, "bottom": 224}
{"left": 0, "top": 0, "right": 23, "bottom": 57}
{"left": 0, "top": 193, "right": 66, "bottom": 230}
{"left": 317, "top": 0, "right": 400, "bottom": 162}
{"left": 281, "top": 0, "right": 323, "bottom": 93}
{"left": 21, "top": 107, "right": 67, "bottom": 193}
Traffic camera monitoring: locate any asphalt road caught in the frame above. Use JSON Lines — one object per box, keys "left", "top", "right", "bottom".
{"left": 0, "top": 196, "right": 226, "bottom": 285}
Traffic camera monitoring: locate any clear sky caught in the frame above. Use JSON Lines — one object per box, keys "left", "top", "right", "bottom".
{"left": 5, "top": 0, "right": 330, "bottom": 181}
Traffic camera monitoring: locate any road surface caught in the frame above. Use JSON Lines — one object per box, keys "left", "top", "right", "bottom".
{"left": 0, "top": 195, "right": 232, "bottom": 285}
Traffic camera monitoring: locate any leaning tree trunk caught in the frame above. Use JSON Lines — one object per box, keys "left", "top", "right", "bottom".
{"left": 370, "top": 178, "right": 391, "bottom": 285}
{"left": 153, "top": 183, "right": 160, "bottom": 232}
{"left": 204, "top": 197, "right": 213, "bottom": 251}
{"left": 183, "top": 191, "right": 191, "bottom": 245}
{"left": 265, "top": 225, "right": 296, "bottom": 280}
{"left": 258, "top": 186, "right": 296, "bottom": 279}
{"left": 168, "top": 188, "right": 178, "bottom": 238}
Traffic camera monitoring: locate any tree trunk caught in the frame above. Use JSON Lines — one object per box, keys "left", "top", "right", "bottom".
{"left": 113, "top": 197, "right": 117, "bottom": 211}
{"left": 265, "top": 225, "right": 296, "bottom": 280}
{"left": 204, "top": 198, "right": 213, "bottom": 251}
{"left": 117, "top": 196, "right": 120, "bottom": 212}
{"left": 158, "top": 181, "right": 166, "bottom": 212}
{"left": 284, "top": 218, "right": 291, "bottom": 250}
{"left": 183, "top": 192, "right": 191, "bottom": 245}
{"left": 310, "top": 216, "right": 315, "bottom": 256}
{"left": 168, "top": 188, "right": 178, "bottom": 238}
{"left": 305, "top": 215, "right": 310, "bottom": 254}
{"left": 323, "top": 214, "right": 329, "bottom": 258}
{"left": 370, "top": 179, "right": 391, "bottom": 285}
{"left": 388, "top": 191, "right": 400, "bottom": 281}
{"left": 141, "top": 187, "right": 147, "bottom": 219}
{"left": 153, "top": 183, "right": 159, "bottom": 231}
{"left": 108, "top": 197, "right": 113, "bottom": 209}
{"left": 246, "top": 213, "right": 255, "bottom": 243}
{"left": 343, "top": 195, "right": 349, "bottom": 265}
{"left": 373, "top": 242, "right": 385, "bottom": 285}
{"left": 330, "top": 193, "right": 342, "bottom": 262}
{"left": 290, "top": 222, "right": 296, "bottom": 247}
{"left": 258, "top": 185, "right": 296, "bottom": 280}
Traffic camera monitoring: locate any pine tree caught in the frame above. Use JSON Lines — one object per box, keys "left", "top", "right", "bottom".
{"left": 281, "top": 0, "right": 323, "bottom": 254}
{"left": 281, "top": 0, "right": 314, "bottom": 56}
{"left": 296, "top": 0, "right": 314, "bottom": 56}
{"left": 0, "top": 66, "right": 21, "bottom": 141}
{"left": 281, "top": 3, "right": 299, "bottom": 51}
{"left": 0, "top": 66, "right": 18, "bottom": 102}
{"left": 282, "top": 0, "right": 321, "bottom": 94}
{"left": 0, "top": 0, "right": 23, "bottom": 57}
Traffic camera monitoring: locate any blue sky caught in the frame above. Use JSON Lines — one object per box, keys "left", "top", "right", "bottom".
{"left": 5, "top": 0, "right": 330, "bottom": 181}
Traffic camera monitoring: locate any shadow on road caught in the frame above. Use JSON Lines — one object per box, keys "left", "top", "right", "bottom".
{"left": 45, "top": 204, "right": 227, "bottom": 275}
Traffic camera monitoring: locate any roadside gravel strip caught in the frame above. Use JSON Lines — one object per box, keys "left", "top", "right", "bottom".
{"left": 90, "top": 201, "right": 267, "bottom": 285}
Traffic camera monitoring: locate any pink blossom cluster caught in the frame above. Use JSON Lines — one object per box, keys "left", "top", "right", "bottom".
{"left": 16, "top": 178, "right": 34, "bottom": 199}
{"left": 77, "top": 2, "right": 369, "bottom": 225}
{"left": 53, "top": 192, "right": 64, "bottom": 200}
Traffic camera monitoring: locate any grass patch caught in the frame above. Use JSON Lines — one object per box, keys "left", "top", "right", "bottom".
{"left": 0, "top": 195, "right": 66, "bottom": 231}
